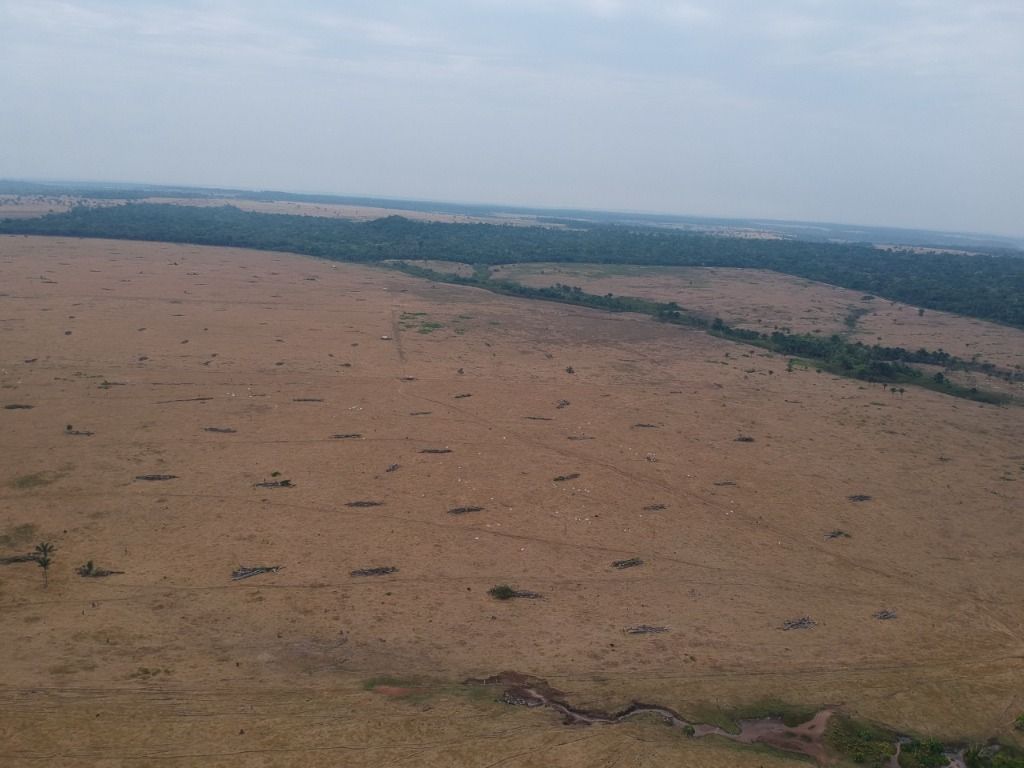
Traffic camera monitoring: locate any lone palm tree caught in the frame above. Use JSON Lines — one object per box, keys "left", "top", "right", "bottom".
{"left": 34, "top": 542, "right": 55, "bottom": 589}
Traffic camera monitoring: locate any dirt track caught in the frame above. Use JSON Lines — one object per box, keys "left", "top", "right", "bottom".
{"left": 1, "top": 236, "right": 1022, "bottom": 766}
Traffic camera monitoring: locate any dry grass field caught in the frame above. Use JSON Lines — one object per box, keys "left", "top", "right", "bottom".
{"left": 1, "top": 236, "right": 1023, "bottom": 766}
{"left": 491, "top": 262, "right": 1024, "bottom": 384}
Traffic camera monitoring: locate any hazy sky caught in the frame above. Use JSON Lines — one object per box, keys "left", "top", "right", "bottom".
{"left": 1, "top": 1, "right": 1021, "bottom": 236}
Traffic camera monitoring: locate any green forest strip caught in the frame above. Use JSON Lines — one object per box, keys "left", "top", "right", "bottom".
{"left": 2, "top": 203, "right": 1023, "bottom": 327}
{"left": 389, "top": 262, "right": 1014, "bottom": 405}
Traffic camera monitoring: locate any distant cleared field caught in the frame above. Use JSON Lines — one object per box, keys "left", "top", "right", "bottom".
{"left": 491, "top": 262, "right": 1024, "bottom": 379}
{"left": 0, "top": 193, "right": 550, "bottom": 227}
{"left": 1, "top": 237, "right": 1022, "bottom": 766}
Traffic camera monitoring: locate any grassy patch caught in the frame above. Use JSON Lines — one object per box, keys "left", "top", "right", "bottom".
{"left": 844, "top": 305, "right": 871, "bottom": 333}
{"left": 964, "top": 744, "right": 1024, "bottom": 768}
{"left": 735, "top": 700, "right": 818, "bottom": 729}
{"left": 0, "top": 522, "right": 39, "bottom": 549}
{"left": 8, "top": 469, "right": 67, "bottom": 490}
{"left": 681, "top": 700, "right": 818, "bottom": 734}
{"left": 362, "top": 675, "right": 423, "bottom": 691}
{"left": 824, "top": 715, "right": 896, "bottom": 767}
{"left": 898, "top": 739, "right": 948, "bottom": 768}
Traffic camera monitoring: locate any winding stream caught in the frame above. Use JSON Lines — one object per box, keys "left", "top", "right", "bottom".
{"left": 465, "top": 671, "right": 970, "bottom": 767}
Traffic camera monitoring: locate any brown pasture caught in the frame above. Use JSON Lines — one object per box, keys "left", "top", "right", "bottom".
{"left": 1, "top": 236, "right": 1022, "bottom": 766}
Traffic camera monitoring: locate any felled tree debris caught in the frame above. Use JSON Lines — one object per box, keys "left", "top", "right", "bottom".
{"left": 489, "top": 585, "right": 542, "bottom": 600}
{"left": 77, "top": 560, "right": 124, "bottom": 578}
{"left": 135, "top": 474, "right": 178, "bottom": 481}
{"left": 642, "top": 504, "right": 667, "bottom": 511}
{"left": 345, "top": 500, "right": 382, "bottom": 508}
{"left": 292, "top": 398, "right": 323, "bottom": 402}
{"left": 410, "top": 411, "right": 432, "bottom": 416}
{"left": 713, "top": 480, "right": 736, "bottom": 487}
{"left": 331, "top": 433, "right": 362, "bottom": 439}
{"left": 556, "top": 400, "right": 570, "bottom": 409}
{"left": 524, "top": 416, "right": 553, "bottom": 421}
{"left": 553, "top": 473, "right": 580, "bottom": 482}
{"left": 0, "top": 553, "right": 38, "bottom": 565}
{"left": 633, "top": 423, "right": 658, "bottom": 429}
{"left": 873, "top": 609, "right": 898, "bottom": 620}
{"left": 453, "top": 393, "right": 472, "bottom": 399}
{"left": 232, "top": 565, "right": 282, "bottom": 581}
{"left": 254, "top": 479, "right": 293, "bottom": 488}
{"left": 734, "top": 435, "right": 755, "bottom": 443}
{"left": 156, "top": 396, "right": 213, "bottom": 404}
{"left": 824, "top": 529, "right": 851, "bottom": 540}
{"left": 625, "top": 625, "right": 669, "bottom": 634}
{"left": 420, "top": 448, "right": 452, "bottom": 454}
{"left": 203, "top": 427, "right": 236, "bottom": 434}
{"left": 567, "top": 435, "right": 594, "bottom": 441}
{"left": 351, "top": 566, "right": 398, "bottom": 577}
{"left": 4, "top": 404, "right": 34, "bottom": 410}
{"left": 385, "top": 464, "right": 400, "bottom": 473}
{"left": 448, "top": 506, "right": 484, "bottom": 515}
{"left": 781, "top": 616, "right": 816, "bottom": 631}
{"left": 612, "top": 558, "right": 644, "bottom": 569}
{"left": 65, "top": 425, "right": 94, "bottom": 436}
{"left": 848, "top": 494, "right": 872, "bottom": 502}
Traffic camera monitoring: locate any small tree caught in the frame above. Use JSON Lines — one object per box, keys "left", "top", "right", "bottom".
{"left": 34, "top": 542, "right": 55, "bottom": 588}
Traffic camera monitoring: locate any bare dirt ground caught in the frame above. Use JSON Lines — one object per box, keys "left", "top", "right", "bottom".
{"left": 491, "top": 262, "right": 1024, "bottom": 379}
{"left": 1, "top": 236, "right": 1023, "bottom": 766}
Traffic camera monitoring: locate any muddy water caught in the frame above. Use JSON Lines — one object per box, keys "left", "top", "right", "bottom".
{"left": 466, "top": 672, "right": 965, "bottom": 767}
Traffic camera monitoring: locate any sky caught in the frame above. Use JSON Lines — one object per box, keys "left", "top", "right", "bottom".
{"left": 0, "top": 1, "right": 1021, "bottom": 236}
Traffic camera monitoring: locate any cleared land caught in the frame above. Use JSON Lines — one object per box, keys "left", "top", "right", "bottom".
{"left": 491, "top": 262, "right": 1024, "bottom": 382}
{"left": 0, "top": 194, "right": 550, "bottom": 227}
{"left": 1, "top": 236, "right": 1023, "bottom": 766}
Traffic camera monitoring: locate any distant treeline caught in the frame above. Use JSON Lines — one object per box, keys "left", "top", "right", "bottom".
{"left": 2, "top": 202, "right": 1023, "bottom": 327}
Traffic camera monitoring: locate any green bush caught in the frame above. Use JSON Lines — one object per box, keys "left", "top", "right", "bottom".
{"left": 899, "top": 739, "right": 947, "bottom": 768}
{"left": 825, "top": 716, "right": 895, "bottom": 767}
{"left": 965, "top": 744, "right": 1024, "bottom": 768}
{"left": 488, "top": 585, "right": 517, "bottom": 600}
